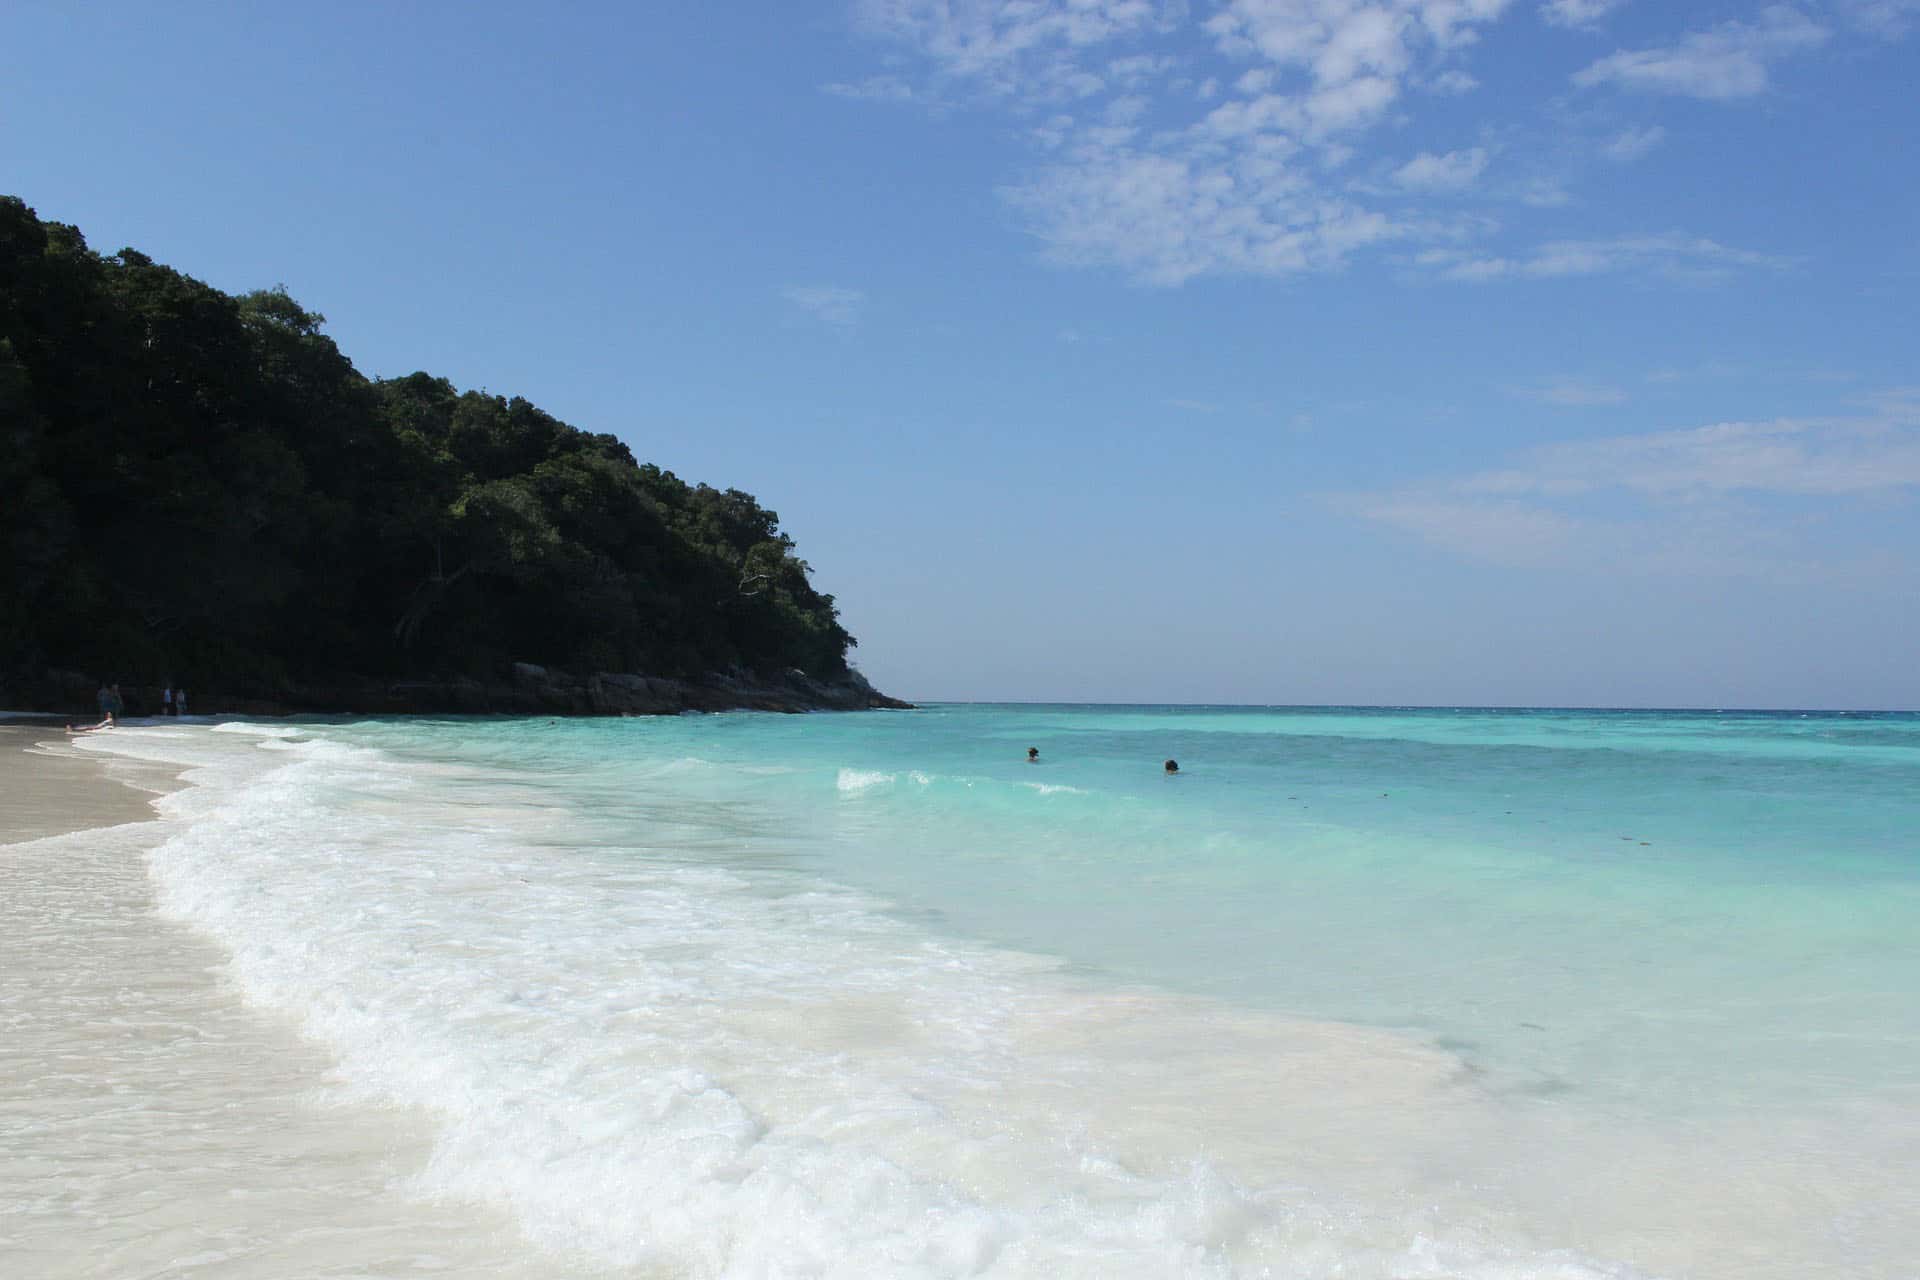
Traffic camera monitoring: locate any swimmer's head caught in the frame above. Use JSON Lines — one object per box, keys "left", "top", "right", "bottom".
{"left": 1164, "top": 758, "right": 1179, "bottom": 773}
{"left": 1027, "top": 747, "right": 1039, "bottom": 760}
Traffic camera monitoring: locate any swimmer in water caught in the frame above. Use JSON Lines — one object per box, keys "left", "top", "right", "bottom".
{"left": 1163, "top": 758, "right": 1179, "bottom": 774}
{"left": 1027, "top": 747, "right": 1040, "bottom": 763}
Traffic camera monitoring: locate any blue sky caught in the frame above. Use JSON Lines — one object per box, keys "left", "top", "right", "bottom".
{"left": 5, "top": 1, "right": 1917, "bottom": 707}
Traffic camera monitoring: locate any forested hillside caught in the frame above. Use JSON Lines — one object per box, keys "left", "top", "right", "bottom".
{"left": 0, "top": 196, "right": 870, "bottom": 707}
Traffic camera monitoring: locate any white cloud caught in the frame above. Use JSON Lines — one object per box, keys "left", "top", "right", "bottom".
{"left": 1352, "top": 496, "right": 1579, "bottom": 565}
{"left": 1343, "top": 395, "right": 1920, "bottom": 577}
{"left": 1518, "top": 179, "right": 1572, "bottom": 207}
{"left": 1512, "top": 379, "right": 1629, "bottom": 405}
{"left": 1203, "top": 1, "right": 1517, "bottom": 86}
{"left": 954, "top": 2, "right": 1514, "bottom": 280}
{"left": 822, "top": 75, "right": 918, "bottom": 102}
{"left": 1460, "top": 414, "right": 1920, "bottom": 497}
{"left": 1539, "top": 0, "right": 1625, "bottom": 30}
{"left": 1393, "top": 146, "right": 1491, "bottom": 190}
{"left": 845, "top": 3, "right": 1523, "bottom": 282}
{"left": 1106, "top": 52, "right": 1176, "bottom": 87}
{"left": 782, "top": 286, "right": 867, "bottom": 327}
{"left": 839, "top": 1, "right": 1834, "bottom": 286}
{"left": 852, "top": 0, "right": 1170, "bottom": 99}
{"left": 1320, "top": 142, "right": 1358, "bottom": 168}
{"left": 1419, "top": 232, "right": 1793, "bottom": 282}
{"left": 1838, "top": 0, "right": 1920, "bottom": 37}
{"left": 1002, "top": 142, "right": 1399, "bottom": 284}
{"left": 1647, "top": 361, "right": 1746, "bottom": 384}
{"left": 1572, "top": 7, "right": 1829, "bottom": 100}
{"left": 1602, "top": 124, "right": 1666, "bottom": 161}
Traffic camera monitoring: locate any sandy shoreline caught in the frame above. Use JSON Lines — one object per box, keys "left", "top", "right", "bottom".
{"left": 8, "top": 722, "right": 1913, "bottom": 1278}
{"left": 0, "top": 723, "right": 170, "bottom": 842}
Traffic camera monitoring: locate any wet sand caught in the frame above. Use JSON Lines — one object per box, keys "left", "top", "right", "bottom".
{"left": 0, "top": 723, "right": 166, "bottom": 841}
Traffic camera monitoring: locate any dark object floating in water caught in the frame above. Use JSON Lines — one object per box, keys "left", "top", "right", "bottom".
{"left": 1163, "top": 759, "right": 1179, "bottom": 774}
{"left": 1525, "top": 1077, "right": 1576, "bottom": 1098}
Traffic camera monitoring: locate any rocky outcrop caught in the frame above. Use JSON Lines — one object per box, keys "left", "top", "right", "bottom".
{"left": 6, "top": 666, "right": 914, "bottom": 719}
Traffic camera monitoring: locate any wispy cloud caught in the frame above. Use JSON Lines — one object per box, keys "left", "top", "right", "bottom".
{"left": 1602, "top": 124, "right": 1665, "bottom": 162}
{"left": 1517, "top": 178, "right": 1572, "bottom": 207}
{"left": 1459, "top": 414, "right": 1920, "bottom": 498}
{"left": 851, "top": 0, "right": 1525, "bottom": 284}
{"left": 840, "top": 1, "right": 1832, "bottom": 287}
{"left": 1646, "top": 360, "right": 1747, "bottom": 384}
{"left": 1418, "top": 232, "right": 1793, "bottom": 283}
{"left": 822, "top": 74, "right": 919, "bottom": 103}
{"left": 1393, "top": 147, "right": 1491, "bottom": 191}
{"left": 1539, "top": 0, "right": 1627, "bottom": 31}
{"left": 1341, "top": 394, "right": 1920, "bottom": 578}
{"left": 782, "top": 286, "right": 867, "bottom": 328}
{"left": 1511, "top": 379, "right": 1629, "bottom": 406}
{"left": 850, "top": 0, "right": 1171, "bottom": 101}
{"left": 1838, "top": 0, "right": 1920, "bottom": 38}
{"left": 1572, "top": 7, "right": 1829, "bottom": 100}
{"left": 1348, "top": 495, "right": 1580, "bottom": 566}
{"left": 1000, "top": 145, "right": 1400, "bottom": 286}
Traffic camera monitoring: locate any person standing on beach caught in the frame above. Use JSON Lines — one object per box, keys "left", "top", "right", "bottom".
{"left": 161, "top": 685, "right": 174, "bottom": 716}
{"left": 174, "top": 688, "right": 186, "bottom": 717}
{"left": 96, "top": 683, "right": 113, "bottom": 719}
{"left": 107, "top": 684, "right": 125, "bottom": 719}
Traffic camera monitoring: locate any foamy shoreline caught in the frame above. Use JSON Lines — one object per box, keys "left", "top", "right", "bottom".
{"left": 0, "top": 725, "right": 560, "bottom": 1278}
{"left": 10, "top": 718, "right": 1915, "bottom": 1278}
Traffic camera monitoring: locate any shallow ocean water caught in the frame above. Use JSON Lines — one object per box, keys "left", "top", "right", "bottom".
{"left": 38, "top": 705, "right": 1920, "bottom": 1278}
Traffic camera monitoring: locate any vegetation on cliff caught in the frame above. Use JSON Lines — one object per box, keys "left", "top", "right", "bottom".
{"left": 0, "top": 196, "right": 862, "bottom": 700}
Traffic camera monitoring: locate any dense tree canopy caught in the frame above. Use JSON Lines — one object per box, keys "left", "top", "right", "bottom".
{"left": 0, "top": 196, "right": 855, "bottom": 693}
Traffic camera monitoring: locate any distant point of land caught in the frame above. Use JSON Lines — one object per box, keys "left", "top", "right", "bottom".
{"left": 0, "top": 195, "right": 907, "bottom": 717}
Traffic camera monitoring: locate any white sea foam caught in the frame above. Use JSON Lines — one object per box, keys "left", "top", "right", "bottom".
{"left": 836, "top": 766, "right": 895, "bottom": 793}
{"left": 212, "top": 720, "right": 307, "bottom": 737}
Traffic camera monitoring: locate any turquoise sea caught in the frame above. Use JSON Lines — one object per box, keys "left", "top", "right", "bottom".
{"left": 87, "top": 705, "right": 1920, "bottom": 1277}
